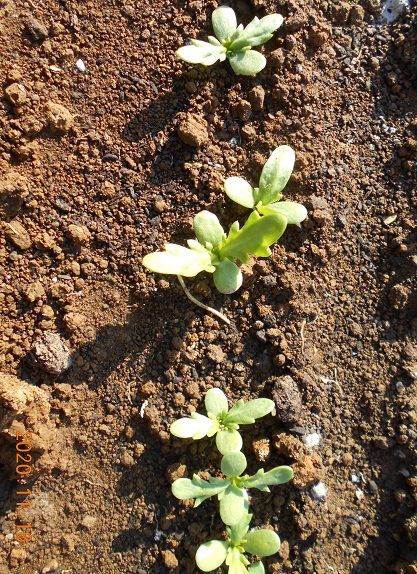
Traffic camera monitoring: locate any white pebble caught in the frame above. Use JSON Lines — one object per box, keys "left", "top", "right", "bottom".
{"left": 76, "top": 59, "right": 86, "bottom": 72}
{"left": 382, "top": 0, "right": 410, "bottom": 23}
{"left": 311, "top": 481, "right": 327, "bottom": 500}
{"left": 355, "top": 488, "right": 364, "bottom": 500}
{"left": 303, "top": 432, "right": 321, "bottom": 448}
{"left": 351, "top": 474, "right": 360, "bottom": 483}
{"left": 140, "top": 399, "right": 148, "bottom": 418}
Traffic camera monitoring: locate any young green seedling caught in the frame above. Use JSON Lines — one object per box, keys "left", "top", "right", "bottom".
{"left": 142, "top": 210, "right": 286, "bottom": 324}
{"left": 172, "top": 451, "right": 293, "bottom": 527}
{"left": 196, "top": 512, "right": 280, "bottom": 574}
{"left": 224, "top": 145, "right": 307, "bottom": 226}
{"left": 176, "top": 6, "right": 283, "bottom": 76}
{"left": 170, "top": 388, "right": 274, "bottom": 455}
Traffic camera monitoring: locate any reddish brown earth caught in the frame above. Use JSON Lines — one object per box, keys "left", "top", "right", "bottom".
{"left": 0, "top": 0, "right": 416, "bottom": 573}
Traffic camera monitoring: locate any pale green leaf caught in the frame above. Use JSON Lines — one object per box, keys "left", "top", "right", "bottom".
{"left": 216, "top": 429, "right": 243, "bottom": 455}
{"left": 244, "top": 529, "right": 280, "bottom": 557}
{"left": 142, "top": 244, "right": 214, "bottom": 277}
{"left": 258, "top": 145, "right": 295, "bottom": 206}
{"left": 225, "top": 547, "right": 249, "bottom": 573}
{"left": 221, "top": 451, "right": 247, "bottom": 477}
{"left": 258, "top": 201, "right": 307, "bottom": 225}
{"left": 172, "top": 475, "right": 228, "bottom": 500}
{"left": 219, "top": 212, "right": 287, "bottom": 263}
{"left": 212, "top": 6, "right": 237, "bottom": 42}
{"left": 194, "top": 210, "right": 225, "bottom": 248}
{"left": 190, "top": 412, "right": 218, "bottom": 439}
{"left": 243, "top": 466, "right": 294, "bottom": 490}
{"left": 205, "top": 388, "right": 228, "bottom": 416}
{"left": 230, "top": 511, "right": 252, "bottom": 545}
{"left": 224, "top": 177, "right": 255, "bottom": 208}
{"left": 219, "top": 486, "right": 249, "bottom": 526}
{"left": 225, "top": 398, "right": 274, "bottom": 425}
{"left": 196, "top": 540, "right": 228, "bottom": 572}
{"left": 228, "top": 49, "right": 266, "bottom": 76}
{"left": 229, "top": 14, "right": 283, "bottom": 50}
{"left": 170, "top": 417, "right": 200, "bottom": 438}
{"left": 176, "top": 43, "right": 226, "bottom": 66}
{"left": 248, "top": 562, "right": 265, "bottom": 574}
{"left": 213, "top": 258, "right": 243, "bottom": 294}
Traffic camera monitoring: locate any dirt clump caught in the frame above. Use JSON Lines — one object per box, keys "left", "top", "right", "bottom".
{"left": 177, "top": 113, "right": 209, "bottom": 147}
{"left": 271, "top": 375, "right": 303, "bottom": 424}
{"left": 32, "top": 332, "right": 72, "bottom": 375}
{"left": 45, "top": 101, "right": 74, "bottom": 134}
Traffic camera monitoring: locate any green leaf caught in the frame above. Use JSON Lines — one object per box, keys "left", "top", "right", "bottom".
{"left": 248, "top": 561, "right": 265, "bottom": 574}
{"left": 212, "top": 6, "right": 237, "bottom": 42}
{"left": 243, "top": 466, "right": 294, "bottom": 491}
{"left": 225, "top": 398, "right": 274, "bottom": 425}
{"left": 224, "top": 177, "right": 256, "bottom": 208}
{"left": 216, "top": 429, "right": 243, "bottom": 455}
{"left": 213, "top": 258, "right": 243, "bottom": 294}
{"left": 228, "top": 49, "right": 266, "bottom": 76}
{"left": 229, "top": 14, "right": 283, "bottom": 50}
{"left": 219, "top": 212, "right": 287, "bottom": 263}
{"left": 172, "top": 475, "right": 228, "bottom": 501}
{"left": 176, "top": 42, "right": 227, "bottom": 66}
{"left": 196, "top": 540, "right": 228, "bottom": 572}
{"left": 258, "top": 145, "right": 295, "bottom": 206}
{"left": 169, "top": 413, "right": 216, "bottom": 440}
{"left": 205, "top": 388, "right": 228, "bottom": 416}
{"left": 142, "top": 243, "right": 214, "bottom": 277}
{"left": 221, "top": 452, "right": 247, "bottom": 477}
{"left": 219, "top": 486, "right": 249, "bottom": 526}
{"left": 258, "top": 201, "right": 307, "bottom": 225}
{"left": 230, "top": 511, "right": 252, "bottom": 545}
{"left": 225, "top": 547, "right": 249, "bottom": 574}
{"left": 244, "top": 529, "right": 280, "bottom": 557}
{"left": 194, "top": 210, "right": 226, "bottom": 248}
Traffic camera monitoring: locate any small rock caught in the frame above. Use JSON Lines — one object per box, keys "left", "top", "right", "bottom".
{"left": 405, "top": 513, "right": 417, "bottom": 545}
{"left": 293, "top": 454, "right": 324, "bottom": 488}
{"left": 233, "top": 99, "right": 252, "bottom": 122}
{"left": 362, "top": 0, "right": 381, "bottom": 14}
{"left": 67, "top": 224, "right": 91, "bottom": 246}
{"left": 177, "top": 113, "right": 209, "bottom": 147}
{"left": 9, "top": 548, "right": 27, "bottom": 565}
{"left": 14, "top": 141, "right": 40, "bottom": 160}
{"left": 271, "top": 375, "right": 303, "bottom": 424}
{"left": 19, "top": 115, "right": 44, "bottom": 136}
{"left": 273, "top": 433, "right": 305, "bottom": 460}
{"left": 161, "top": 549, "right": 178, "bottom": 570}
{"left": 25, "top": 15, "right": 49, "bottom": 41}
{"left": 247, "top": 86, "right": 265, "bottom": 111}
{"left": 252, "top": 438, "right": 270, "bottom": 461}
{"left": 206, "top": 344, "right": 225, "bottom": 363}
{"left": 32, "top": 332, "right": 72, "bottom": 375}
{"left": 5, "top": 220, "right": 32, "bottom": 250}
{"left": 388, "top": 284, "right": 410, "bottom": 310}
{"left": 0, "top": 175, "right": 26, "bottom": 220}
{"left": 24, "top": 281, "right": 45, "bottom": 302}
{"left": 166, "top": 463, "right": 187, "bottom": 483}
{"left": 331, "top": 2, "right": 351, "bottom": 24}
{"left": 4, "top": 83, "right": 27, "bottom": 106}
{"left": 45, "top": 101, "right": 74, "bottom": 134}
{"left": 348, "top": 5, "right": 365, "bottom": 25}
{"left": 120, "top": 450, "right": 135, "bottom": 467}
{"left": 80, "top": 515, "right": 97, "bottom": 530}
{"left": 311, "top": 481, "right": 327, "bottom": 500}
{"left": 63, "top": 312, "right": 87, "bottom": 333}
{"left": 269, "top": 48, "right": 285, "bottom": 67}
{"left": 308, "top": 25, "right": 330, "bottom": 48}
{"left": 303, "top": 432, "right": 321, "bottom": 448}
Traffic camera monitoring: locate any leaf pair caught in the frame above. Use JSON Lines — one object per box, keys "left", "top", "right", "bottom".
{"left": 196, "top": 511, "right": 280, "bottom": 573}
{"left": 170, "top": 388, "right": 274, "bottom": 455}
{"left": 224, "top": 146, "right": 307, "bottom": 226}
{"left": 176, "top": 6, "right": 283, "bottom": 76}
{"left": 172, "top": 451, "right": 293, "bottom": 526}
{"left": 142, "top": 209, "right": 287, "bottom": 294}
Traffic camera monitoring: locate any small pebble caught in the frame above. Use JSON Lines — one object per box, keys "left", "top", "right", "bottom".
{"left": 311, "top": 481, "right": 327, "bottom": 500}
{"left": 303, "top": 432, "right": 321, "bottom": 447}
{"left": 76, "top": 59, "right": 86, "bottom": 72}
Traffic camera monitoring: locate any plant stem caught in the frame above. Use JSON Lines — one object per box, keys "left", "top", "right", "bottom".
{"left": 177, "top": 275, "right": 230, "bottom": 326}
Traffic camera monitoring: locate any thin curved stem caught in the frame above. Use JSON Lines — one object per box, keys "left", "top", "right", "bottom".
{"left": 177, "top": 275, "right": 230, "bottom": 326}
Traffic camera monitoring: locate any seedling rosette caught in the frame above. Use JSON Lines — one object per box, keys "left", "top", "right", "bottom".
{"left": 170, "top": 388, "right": 274, "bottom": 455}
{"left": 224, "top": 145, "right": 307, "bottom": 225}
{"left": 176, "top": 6, "right": 283, "bottom": 76}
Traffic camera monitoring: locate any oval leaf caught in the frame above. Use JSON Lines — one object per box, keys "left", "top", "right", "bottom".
{"left": 212, "top": 6, "right": 237, "bottom": 42}
{"left": 196, "top": 540, "right": 228, "bottom": 572}
{"left": 258, "top": 145, "right": 295, "bottom": 206}
{"left": 244, "top": 466, "right": 294, "bottom": 491}
{"left": 259, "top": 201, "right": 307, "bottom": 225}
{"left": 228, "top": 49, "right": 266, "bottom": 76}
{"left": 191, "top": 412, "right": 217, "bottom": 439}
{"left": 143, "top": 244, "right": 213, "bottom": 277}
{"left": 216, "top": 429, "right": 243, "bottom": 455}
{"left": 224, "top": 177, "right": 255, "bottom": 208}
{"left": 170, "top": 417, "right": 200, "bottom": 438}
{"left": 205, "top": 388, "right": 228, "bottom": 416}
{"left": 171, "top": 478, "right": 203, "bottom": 500}
{"left": 221, "top": 451, "right": 247, "bottom": 477}
{"left": 219, "top": 486, "right": 248, "bottom": 526}
{"left": 244, "top": 529, "right": 280, "bottom": 557}
{"left": 225, "top": 398, "right": 274, "bottom": 425}
{"left": 213, "top": 258, "right": 243, "bottom": 294}
{"left": 194, "top": 211, "right": 225, "bottom": 248}
{"left": 249, "top": 562, "right": 266, "bottom": 574}
{"left": 176, "top": 43, "right": 226, "bottom": 66}
{"left": 229, "top": 14, "right": 283, "bottom": 50}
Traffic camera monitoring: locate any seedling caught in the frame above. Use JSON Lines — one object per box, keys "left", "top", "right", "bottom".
{"left": 142, "top": 209, "right": 286, "bottom": 323}
{"left": 170, "top": 388, "right": 274, "bottom": 455}
{"left": 196, "top": 512, "right": 280, "bottom": 573}
{"left": 172, "top": 451, "right": 293, "bottom": 526}
{"left": 176, "top": 6, "right": 283, "bottom": 76}
{"left": 224, "top": 145, "right": 307, "bottom": 225}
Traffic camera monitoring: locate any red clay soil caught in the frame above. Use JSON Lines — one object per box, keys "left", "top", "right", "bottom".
{"left": 0, "top": 0, "right": 416, "bottom": 573}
